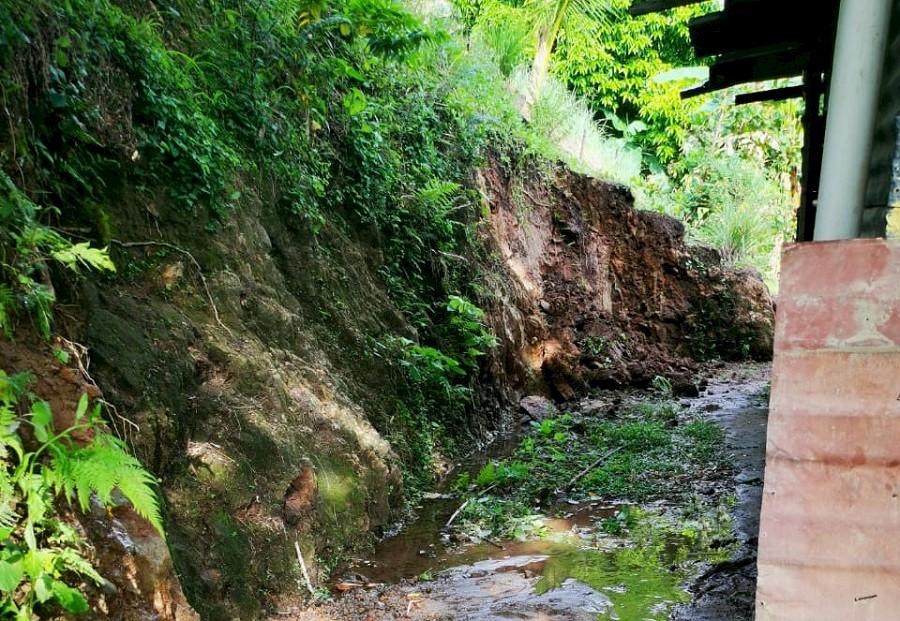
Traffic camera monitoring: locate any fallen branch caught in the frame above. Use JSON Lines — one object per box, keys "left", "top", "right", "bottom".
{"left": 474, "top": 534, "right": 505, "bottom": 549}
{"left": 444, "top": 482, "right": 499, "bottom": 530}
{"left": 557, "top": 446, "right": 623, "bottom": 494}
{"left": 294, "top": 540, "right": 316, "bottom": 597}
{"left": 444, "top": 499, "right": 469, "bottom": 529}
{"left": 110, "top": 239, "right": 231, "bottom": 335}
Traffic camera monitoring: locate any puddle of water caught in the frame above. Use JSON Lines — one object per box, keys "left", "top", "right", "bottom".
{"left": 347, "top": 500, "right": 620, "bottom": 585}
{"left": 534, "top": 511, "right": 734, "bottom": 620}
{"left": 537, "top": 546, "right": 690, "bottom": 620}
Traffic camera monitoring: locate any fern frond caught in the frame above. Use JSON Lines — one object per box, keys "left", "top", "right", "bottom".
{"left": 115, "top": 469, "right": 164, "bottom": 536}
{"left": 55, "top": 548, "right": 104, "bottom": 585}
{"left": 415, "top": 179, "right": 461, "bottom": 213}
{"left": 51, "top": 436, "right": 164, "bottom": 536}
{"left": 0, "top": 469, "right": 19, "bottom": 529}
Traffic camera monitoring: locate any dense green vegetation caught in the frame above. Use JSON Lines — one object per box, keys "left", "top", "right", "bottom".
{"left": 452, "top": 397, "right": 730, "bottom": 538}
{"left": 0, "top": 0, "right": 541, "bottom": 610}
{"left": 0, "top": 373, "right": 162, "bottom": 618}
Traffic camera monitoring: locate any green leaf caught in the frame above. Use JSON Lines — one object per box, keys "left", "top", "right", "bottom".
{"left": 51, "top": 242, "right": 116, "bottom": 272}
{"left": 31, "top": 402, "right": 51, "bottom": 429}
{"left": 23, "top": 524, "right": 36, "bottom": 552}
{"left": 74, "top": 394, "right": 88, "bottom": 423}
{"left": 33, "top": 424, "right": 48, "bottom": 444}
{"left": 51, "top": 580, "right": 89, "bottom": 613}
{"left": 32, "top": 401, "right": 51, "bottom": 442}
{"left": 0, "top": 560, "right": 23, "bottom": 592}
{"left": 34, "top": 574, "right": 52, "bottom": 603}
{"left": 345, "top": 66, "right": 365, "bottom": 81}
{"left": 342, "top": 88, "right": 367, "bottom": 116}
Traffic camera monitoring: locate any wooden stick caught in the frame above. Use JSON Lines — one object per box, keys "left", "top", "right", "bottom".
{"left": 294, "top": 540, "right": 316, "bottom": 596}
{"left": 444, "top": 482, "right": 500, "bottom": 530}
{"left": 475, "top": 535, "right": 505, "bottom": 549}
{"left": 444, "top": 499, "right": 469, "bottom": 529}
{"left": 557, "top": 446, "right": 623, "bottom": 493}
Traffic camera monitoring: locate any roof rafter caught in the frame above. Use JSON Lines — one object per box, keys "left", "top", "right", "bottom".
{"left": 629, "top": 0, "right": 706, "bottom": 17}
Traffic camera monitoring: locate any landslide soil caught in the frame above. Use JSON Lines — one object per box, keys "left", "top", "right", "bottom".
{"left": 479, "top": 159, "right": 774, "bottom": 402}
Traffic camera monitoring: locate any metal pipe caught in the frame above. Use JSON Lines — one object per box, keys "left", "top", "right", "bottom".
{"left": 814, "top": 0, "right": 892, "bottom": 240}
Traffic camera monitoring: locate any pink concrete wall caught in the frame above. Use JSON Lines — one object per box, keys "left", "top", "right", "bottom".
{"left": 756, "top": 239, "right": 900, "bottom": 620}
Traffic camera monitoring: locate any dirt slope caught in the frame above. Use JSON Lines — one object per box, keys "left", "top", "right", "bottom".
{"left": 480, "top": 158, "right": 774, "bottom": 402}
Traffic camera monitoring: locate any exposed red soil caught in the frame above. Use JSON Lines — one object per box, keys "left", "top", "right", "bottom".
{"left": 479, "top": 159, "right": 774, "bottom": 402}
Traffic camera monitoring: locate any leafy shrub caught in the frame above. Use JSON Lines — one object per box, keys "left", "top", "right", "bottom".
{"left": 470, "top": 3, "right": 530, "bottom": 76}
{"left": 0, "top": 172, "right": 114, "bottom": 337}
{"left": 508, "top": 69, "right": 641, "bottom": 183}
{"left": 0, "top": 373, "right": 163, "bottom": 618}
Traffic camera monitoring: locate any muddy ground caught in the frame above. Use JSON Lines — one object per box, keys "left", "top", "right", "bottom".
{"left": 269, "top": 364, "right": 770, "bottom": 621}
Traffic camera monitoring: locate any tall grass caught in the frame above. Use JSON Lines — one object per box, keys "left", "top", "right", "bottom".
{"left": 509, "top": 68, "right": 642, "bottom": 183}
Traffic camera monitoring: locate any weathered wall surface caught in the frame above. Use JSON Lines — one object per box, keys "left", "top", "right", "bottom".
{"left": 757, "top": 239, "right": 900, "bottom": 620}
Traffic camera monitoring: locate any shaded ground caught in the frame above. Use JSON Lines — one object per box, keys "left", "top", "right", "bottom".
{"left": 270, "top": 363, "right": 770, "bottom": 620}
{"left": 671, "top": 364, "right": 769, "bottom": 620}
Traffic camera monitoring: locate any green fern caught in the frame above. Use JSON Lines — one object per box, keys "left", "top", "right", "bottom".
{"left": 0, "top": 381, "right": 165, "bottom": 617}
{"left": 48, "top": 436, "right": 164, "bottom": 536}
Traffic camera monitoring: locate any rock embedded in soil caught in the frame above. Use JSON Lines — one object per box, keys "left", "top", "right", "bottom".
{"left": 518, "top": 395, "right": 556, "bottom": 424}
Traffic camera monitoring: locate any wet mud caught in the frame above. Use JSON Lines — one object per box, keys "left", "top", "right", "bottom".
{"left": 671, "top": 364, "right": 769, "bottom": 621}
{"left": 274, "top": 364, "right": 770, "bottom": 621}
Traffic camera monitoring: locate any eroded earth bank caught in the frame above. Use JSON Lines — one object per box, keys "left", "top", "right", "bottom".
{"left": 5, "top": 159, "right": 774, "bottom": 619}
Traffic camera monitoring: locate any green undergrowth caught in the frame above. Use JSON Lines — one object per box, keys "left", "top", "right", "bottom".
{"left": 452, "top": 398, "right": 730, "bottom": 539}
{"left": 0, "top": 0, "right": 568, "bottom": 495}
{"left": 0, "top": 372, "right": 164, "bottom": 618}
{"left": 446, "top": 397, "right": 735, "bottom": 619}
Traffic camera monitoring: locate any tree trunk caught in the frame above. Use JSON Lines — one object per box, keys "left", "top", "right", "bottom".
{"left": 525, "top": 30, "right": 552, "bottom": 120}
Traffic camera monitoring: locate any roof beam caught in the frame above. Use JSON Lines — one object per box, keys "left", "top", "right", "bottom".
{"left": 734, "top": 85, "right": 805, "bottom": 105}
{"left": 690, "top": 12, "right": 808, "bottom": 58}
{"left": 629, "top": 0, "right": 706, "bottom": 17}
{"left": 682, "top": 46, "right": 809, "bottom": 98}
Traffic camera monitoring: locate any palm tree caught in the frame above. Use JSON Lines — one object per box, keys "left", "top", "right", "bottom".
{"left": 524, "top": 0, "right": 614, "bottom": 115}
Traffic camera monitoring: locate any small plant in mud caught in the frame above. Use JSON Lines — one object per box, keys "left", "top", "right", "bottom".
{"left": 0, "top": 371, "right": 163, "bottom": 618}
{"left": 651, "top": 375, "right": 673, "bottom": 396}
{"left": 457, "top": 496, "right": 546, "bottom": 541}
{"left": 582, "top": 336, "right": 609, "bottom": 357}
{"left": 600, "top": 506, "right": 637, "bottom": 535}
{"left": 450, "top": 397, "right": 729, "bottom": 538}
